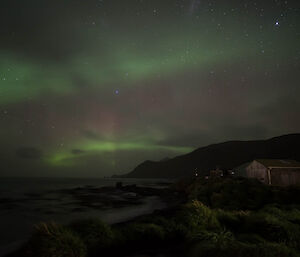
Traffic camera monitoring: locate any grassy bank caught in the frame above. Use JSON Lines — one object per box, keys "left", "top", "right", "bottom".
{"left": 7, "top": 177, "right": 300, "bottom": 257}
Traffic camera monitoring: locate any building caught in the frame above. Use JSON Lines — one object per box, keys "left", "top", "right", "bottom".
{"left": 210, "top": 168, "right": 223, "bottom": 178}
{"left": 245, "top": 159, "right": 300, "bottom": 186}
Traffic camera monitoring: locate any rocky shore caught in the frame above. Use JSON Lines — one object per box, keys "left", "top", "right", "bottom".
{"left": 57, "top": 182, "right": 181, "bottom": 211}
{"left": 1, "top": 181, "right": 180, "bottom": 257}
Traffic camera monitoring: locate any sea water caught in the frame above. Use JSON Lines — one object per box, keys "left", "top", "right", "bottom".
{"left": 0, "top": 177, "right": 170, "bottom": 256}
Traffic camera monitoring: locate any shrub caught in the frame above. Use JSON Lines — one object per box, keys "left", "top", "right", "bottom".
{"left": 189, "top": 240, "right": 299, "bottom": 257}
{"left": 246, "top": 213, "right": 288, "bottom": 242}
{"left": 262, "top": 205, "right": 300, "bottom": 226}
{"left": 24, "top": 222, "right": 86, "bottom": 257}
{"left": 237, "top": 233, "right": 266, "bottom": 244}
{"left": 216, "top": 209, "right": 249, "bottom": 232}
{"left": 285, "top": 208, "right": 300, "bottom": 226}
{"left": 166, "top": 222, "right": 191, "bottom": 241}
{"left": 134, "top": 215, "right": 189, "bottom": 241}
{"left": 178, "top": 200, "right": 220, "bottom": 234}
{"left": 188, "top": 177, "right": 300, "bottom": 211}
{"left": 258, "top": 207, "right": 300, "bottom": 249}
{"left": 194, "top": 229, "right": 235, "bottom": 248}
{"left": 243, "top": 211, "right": 300, "bottom": 249}
{"left": 121, "top": 223, "right": 165, "bottom": 243}
{"left": 189, "top": 177, "right": 277, "bottom": 210}
{"left": 70, "top": 218, "right": 114, "bottom": 252}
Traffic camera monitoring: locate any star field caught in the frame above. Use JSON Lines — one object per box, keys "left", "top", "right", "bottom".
{"left": 0, "top": 0, "right": 299, "bottom": 177}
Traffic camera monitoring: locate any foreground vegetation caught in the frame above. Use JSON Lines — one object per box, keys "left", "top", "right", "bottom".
{"left": 8, "top": 177, "right": 300, "bottom": 257}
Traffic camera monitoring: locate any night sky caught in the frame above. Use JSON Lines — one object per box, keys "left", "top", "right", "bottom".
{"left": 0, "top": 0, "right": 299, "bottom": 177}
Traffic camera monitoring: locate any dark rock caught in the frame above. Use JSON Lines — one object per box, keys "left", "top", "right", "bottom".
{"left": 116, "top": 181, "right": 123, "bottom": 189}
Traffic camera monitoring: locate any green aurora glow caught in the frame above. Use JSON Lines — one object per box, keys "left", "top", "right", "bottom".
{"left": 0, "top": 0, "right": 299, "bottom": 176}
{"left": 48, "top": 140, "right": 193, "bottom": 166}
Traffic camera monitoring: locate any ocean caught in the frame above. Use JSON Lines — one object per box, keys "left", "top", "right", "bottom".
{"left": 0, "top": 177, "right": 170, "bottom": 256}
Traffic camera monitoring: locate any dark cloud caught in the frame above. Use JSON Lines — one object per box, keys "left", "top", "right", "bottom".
{"left": 71, "top": 149, "right": 85, "bottom": 155}
{"left": 82, "top": 130, "right": 103, "bottom": 141}
{"left": 0, "top": 0, "right": 98, "bottom": 61}
{"left": 16, "top": 147, "right": 43, "bottom": 159}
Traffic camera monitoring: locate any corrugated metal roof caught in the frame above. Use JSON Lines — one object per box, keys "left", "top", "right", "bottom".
{"left": 255, "top": 159, "right": 300, "bottom": 168}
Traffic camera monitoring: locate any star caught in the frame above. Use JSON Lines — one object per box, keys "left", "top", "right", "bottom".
{"left": 275, "top": 21, "right": 279, "bottom": 26}
{"left": 114, "top": 89, "right": 120, "bottom": 95}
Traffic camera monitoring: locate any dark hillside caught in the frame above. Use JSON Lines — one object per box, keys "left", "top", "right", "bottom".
{"left": 125, "top": 134, "right": 300, "bottom": 178}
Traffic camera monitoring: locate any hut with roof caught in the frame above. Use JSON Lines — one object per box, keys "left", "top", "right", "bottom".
{"left": 245, "top": 159, "right": 300, "bottom": 186}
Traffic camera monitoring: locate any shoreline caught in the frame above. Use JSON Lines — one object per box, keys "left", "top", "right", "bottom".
{"left": 5, "top": 177, "right": 300, "bottom": 257}
{"left": 1, "top": 182, "right": 176, "bottom": 257}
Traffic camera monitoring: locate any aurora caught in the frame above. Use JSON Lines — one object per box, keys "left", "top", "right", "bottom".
{"left": 0, "top": 0, "right": 299, "bottom": 177}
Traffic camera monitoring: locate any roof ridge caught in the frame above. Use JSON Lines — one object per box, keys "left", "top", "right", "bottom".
{"left": 255, "top": 159, "right": 300, "bottom": 168}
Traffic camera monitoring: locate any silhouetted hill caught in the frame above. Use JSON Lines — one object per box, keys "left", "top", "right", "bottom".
{"left": 124, "top": 134, "right": 300, "bottom": 178}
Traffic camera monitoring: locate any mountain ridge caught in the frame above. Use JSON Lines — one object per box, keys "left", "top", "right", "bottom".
{"left": 122, "top": 133, "right": 300, "bottom": 178}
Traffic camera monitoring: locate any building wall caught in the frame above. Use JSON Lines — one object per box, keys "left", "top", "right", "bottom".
{"left": 270, "top": 168, "right": 300, "bottom": 186}
{"left": 246, "top": 161, "right": 269, "bottom": 184}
